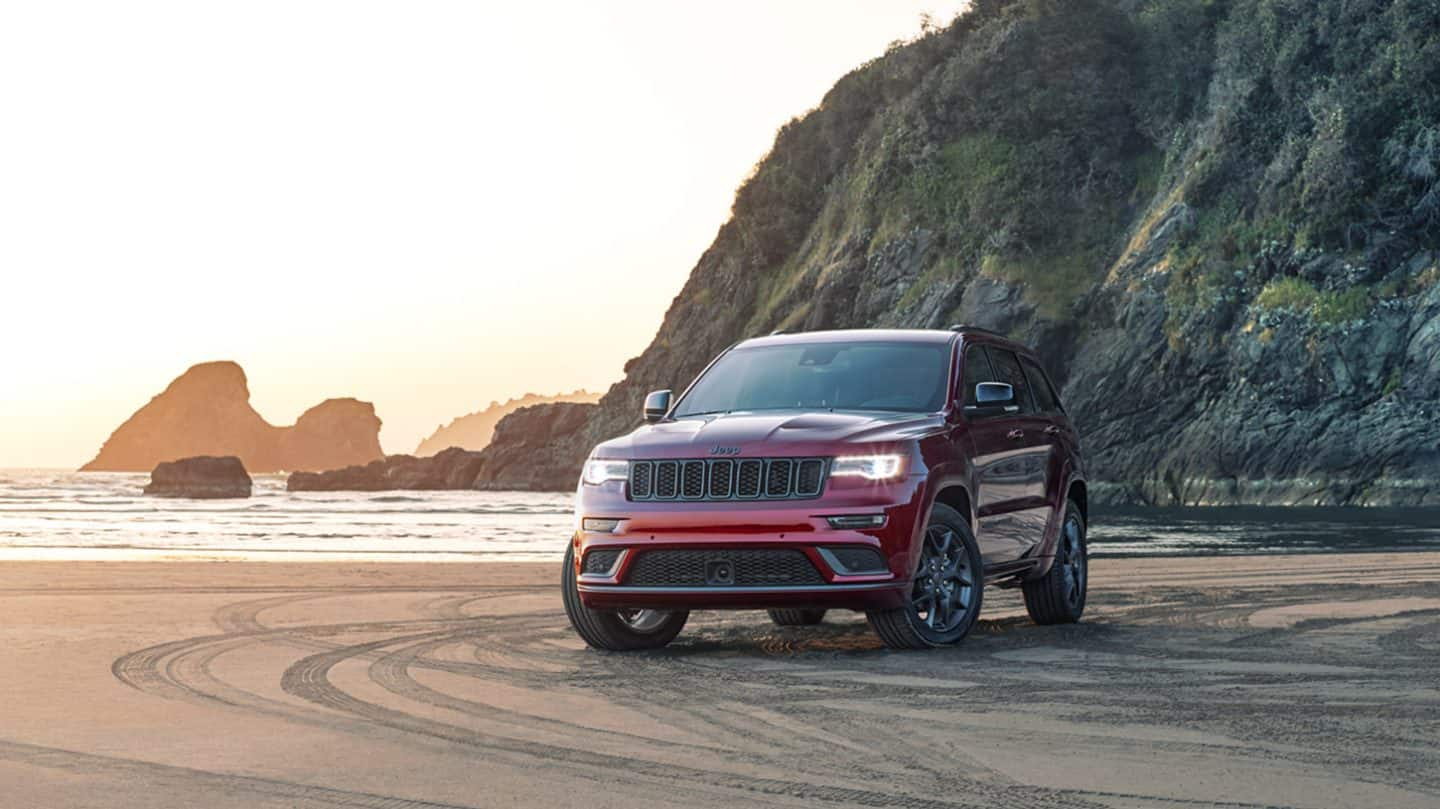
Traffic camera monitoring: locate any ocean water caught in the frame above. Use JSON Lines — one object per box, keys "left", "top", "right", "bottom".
{"left": 1, "top": 470, "right": 1439, "bottom": 562}
{"left": 0, "top": 470, "right": 573, "bottom": 562}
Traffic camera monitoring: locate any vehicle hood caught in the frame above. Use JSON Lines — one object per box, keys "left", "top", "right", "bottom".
{"left": 592, "top": 410, "right": 946, "bottom": 459}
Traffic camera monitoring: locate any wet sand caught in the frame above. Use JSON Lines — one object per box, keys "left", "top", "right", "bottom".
{"left": 2, "top": 553, "right": 1438, "bottom": 808}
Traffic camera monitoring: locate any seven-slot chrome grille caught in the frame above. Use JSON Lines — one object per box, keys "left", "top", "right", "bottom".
{"left": 627, "top": 457, "right": 827, "bottom": 502}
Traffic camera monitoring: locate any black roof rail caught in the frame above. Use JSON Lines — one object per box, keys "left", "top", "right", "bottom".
{"left": 947, "top": 324, "right": 1008, "bottom": 339}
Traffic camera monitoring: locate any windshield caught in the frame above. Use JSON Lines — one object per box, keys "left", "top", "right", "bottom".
{"left": 672, "top": 341, "right": 951, "bottom": 417}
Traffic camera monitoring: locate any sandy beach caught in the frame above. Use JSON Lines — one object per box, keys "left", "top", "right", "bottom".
{"left": 3, "top": 553, "right": 1438, "bottom": 809}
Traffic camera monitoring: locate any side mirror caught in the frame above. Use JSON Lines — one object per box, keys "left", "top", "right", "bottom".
{"left": 642, "top": 390, "right": 672, "bottom": 423}
{"left": 963, "top": 382, "right": 1019, "bottom": 417}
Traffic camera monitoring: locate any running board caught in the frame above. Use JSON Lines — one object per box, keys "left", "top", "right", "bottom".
{"left": 983, "top": 559, "right": 1038, "bottom": 585}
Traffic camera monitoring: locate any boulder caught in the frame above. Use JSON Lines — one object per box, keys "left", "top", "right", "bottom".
{"left": 144, "top": 456, "right": 252, "bottom": 499}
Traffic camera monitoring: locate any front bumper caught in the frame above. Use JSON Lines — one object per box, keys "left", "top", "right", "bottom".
{"left": 577, "top": 579, "right": 907, "bottom": 610}
{"left": 571, "top": 473, "right": 926, "bottom": 611}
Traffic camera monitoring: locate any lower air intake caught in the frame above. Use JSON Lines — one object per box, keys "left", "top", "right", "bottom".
{"left": 582, "top": 548, "right": 623, "bottom": 575}
{"left": 624, "top": 549, "right": 824, "bottom": 587}
{"left": 823, "top": 546, "right": 888, "bottom": 574}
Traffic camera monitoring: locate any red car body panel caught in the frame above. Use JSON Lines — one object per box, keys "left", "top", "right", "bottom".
{"left": 571, "top": 328, "right": 1085, "bottom": 613}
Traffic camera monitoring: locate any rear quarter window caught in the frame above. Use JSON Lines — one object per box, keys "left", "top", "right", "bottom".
{"left": 1020, "top": 356, "right": 1063, "bottom": 413}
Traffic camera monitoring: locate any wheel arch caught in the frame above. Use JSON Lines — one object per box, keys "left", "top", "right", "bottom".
{"left": 931, "top": 483, "right": 974, "bottom": 530}
{"left": 1067, "top": 479, "right": 1087, "bottom": 525}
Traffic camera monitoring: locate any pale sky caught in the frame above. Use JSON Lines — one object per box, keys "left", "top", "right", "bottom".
{"left": 0, "top": 1, "right": 967, "bottom": 468}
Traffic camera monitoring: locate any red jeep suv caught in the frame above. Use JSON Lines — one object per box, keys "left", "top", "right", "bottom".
{"left": 562, "top": 327, "right": 1088, "bottom": 650}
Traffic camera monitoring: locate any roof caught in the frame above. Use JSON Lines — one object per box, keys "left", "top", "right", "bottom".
{"left": 738, "top": 327, "right": 1035, "bottom": 352}
{"left": 737, "top": 328, "right": 959, "bottom": 349}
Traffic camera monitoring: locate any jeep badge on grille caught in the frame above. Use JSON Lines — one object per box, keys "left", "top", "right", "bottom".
{"left": 709, "top": 446, "right": 741, "bottom": 456}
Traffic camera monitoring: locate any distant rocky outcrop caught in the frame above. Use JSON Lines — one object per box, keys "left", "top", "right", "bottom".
{"left": 414, "top": 390, "right": 599, "bottom": 456}
{"left": 287, "top": 402, "right": 598, "bottom": 492}
{"left": 143, "top": 455, "right": 252, "bottom": 499}
{"left": 287, "top": 447, "right": 486, "bottom": 491}
{"left": 82, "top": 361, "right": 384, "bottom": 473}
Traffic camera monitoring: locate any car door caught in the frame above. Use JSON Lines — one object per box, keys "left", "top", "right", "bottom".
{"left": 1020, "top": 354, "right": 1076, "bottom": 550}
{"left": 969, "top": 346, "right": 1055, "bottom": 564}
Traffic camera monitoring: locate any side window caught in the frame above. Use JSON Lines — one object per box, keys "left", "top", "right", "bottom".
{"left": 960, "top": 345, "right": 998, "bottom": 406}
{"left": 1021, "top": 356, "right": 1062, "bottom": 413}
{"left": 985, "top": 348, "right": 1036, "bottom": 414}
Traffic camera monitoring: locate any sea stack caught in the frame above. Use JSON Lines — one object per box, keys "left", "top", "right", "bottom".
{"left": 82, "top": 361, "right": 384, "bottom": 473}
{"left": 143, "top": 456, "right": 253, "bottom": 499}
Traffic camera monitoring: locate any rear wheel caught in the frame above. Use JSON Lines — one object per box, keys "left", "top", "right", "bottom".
{"left": 867, "top": 503, "right": 983, "bottom": 649}
{"left": 767, "top": 608, "right": 827, "bottom": 626}
{"left": 1022, "top": 500, "right": 1087, "bottom": 625}
{"left": 562, "top": 545, "right": 688, "bottom": 651}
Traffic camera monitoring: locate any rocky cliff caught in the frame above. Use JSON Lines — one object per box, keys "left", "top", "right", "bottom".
{"left": 414, "top": 390, "right": 599, "bottom": 456}
{"left": 477, "top": 0, "right": 1440, "bottom": 505}
{"left": 470, "top": 402, "right": 597, "bottom": 491}
{"left": 82, "top": 361, "right": 384, "bottom": 473}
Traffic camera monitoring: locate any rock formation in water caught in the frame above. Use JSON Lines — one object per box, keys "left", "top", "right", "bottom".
{"left": 475, "top": 0, "right": 1440, "bottom": 505}
{"left": 143, "top": 455, "right": 252, "bottom": 498}
{"left": 82, "top": 361, "right": 384, "bottom": 473}
{"left": 289, "top": 403, "right": 598, "bottom": 492}
{"left": 287, "top": 447, "right": 486, "bottom": 491}
{"left": 414, "top": 390, "right": 599, "bottom": 456}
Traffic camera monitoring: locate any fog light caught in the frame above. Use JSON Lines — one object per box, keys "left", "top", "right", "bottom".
{"left": 582, "top": 518, "right": 622, "bottom": 533}
{"left": 825, "top": 514, "right": 886, "bottom": 529}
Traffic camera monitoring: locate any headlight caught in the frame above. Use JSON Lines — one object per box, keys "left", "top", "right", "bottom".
{"left": 830, "top": 454, "right": 905, "bottom": 481}
{"left": 582, "top": 459, "right": 629, "bottom": 486}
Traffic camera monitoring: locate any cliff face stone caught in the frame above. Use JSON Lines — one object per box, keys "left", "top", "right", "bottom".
{"left": 82, "top": 361, "right": 383, "bottom": 473}
{"left": 474, "top": 0, "right": 1440, "bottom": 504}
{"left": 470, "top": 402, "right": 596, "bottom": 491}
{"left": 287, "top": 447, "right": 486, "bottom": 492}
{"left": 143, "top": 455, "right": 252, "bottom": 499}
{"left": 414, "top": 390, "right": 600, "bottom": 456}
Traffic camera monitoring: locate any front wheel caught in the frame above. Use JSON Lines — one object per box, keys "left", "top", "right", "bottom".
{"left": 562, "top": 545, "right": 688, "bottom": 651}
{"left": 867, "top": 503, "right": 984, "bottom": 649}
{"left": 1022, "top": 500, "right": 1087, "bottom": 625}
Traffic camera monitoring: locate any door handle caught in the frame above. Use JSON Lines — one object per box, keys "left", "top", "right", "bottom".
{"left": 1006, "top": 429, "right": 1024, "bottom": 440}
{"left": 1044, "top": 425, "right": 1060, "bottom": 435}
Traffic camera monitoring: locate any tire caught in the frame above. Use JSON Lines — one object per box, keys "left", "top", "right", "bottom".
{"left": 562, "top": 545, "right": 688, "bottom": 651}
{"left": 1023, "top": 500, "right": 1087, "bottom": 625}
{"left": 767, "top": 608, "right": 827, "bottom": 626}
{"left": 866, "top": 503, "right": 984, "bottom": 649}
